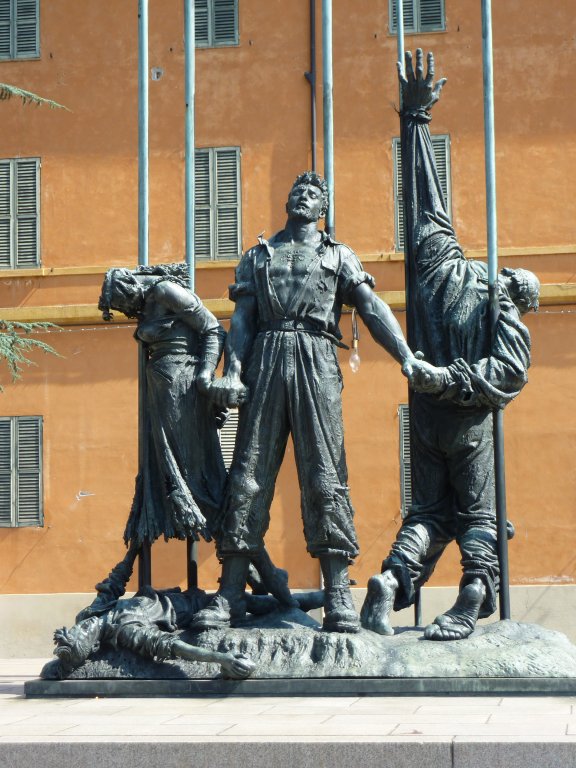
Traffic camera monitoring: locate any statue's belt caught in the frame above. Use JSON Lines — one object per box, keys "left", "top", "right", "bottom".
{"left": 258, "top": 319, "right": 349, "bottom": 349}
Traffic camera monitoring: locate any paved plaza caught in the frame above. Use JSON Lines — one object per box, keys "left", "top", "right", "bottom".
{"left": 3, "top": 659, "right": 576, "bottom": 767}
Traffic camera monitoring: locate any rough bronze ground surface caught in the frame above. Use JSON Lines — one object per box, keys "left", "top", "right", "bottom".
{"left": 40, "top": 609, "right": 576, "bottom": 681}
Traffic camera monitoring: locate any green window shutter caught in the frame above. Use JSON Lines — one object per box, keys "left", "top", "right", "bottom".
{"left": 15, "top": 416, "right": 42, "bottom": 526}
{"left": 390, "top": 0, "right": 416, "bottom": 34}
{"left": 15, "top": 0, "right": 38, "bottom": 58}
{"left": 398, "top": 404, "right": 412, "bottom": 518}
{"left": 0, "top": 416, "right": 42, "bottom": 527}
{"left": 15, "top": 158, "right": 39, "bottom": 268}
{"left": 0, "top": 161, "right": 12, "bottom": 268}
{"left": 195, "top": 147, "right": 241, "bottom": 260}
{"left": 431, "top": 134, "right": 451, "bottom": 216}
{"left": 213, "top": 0, "right": 237, "bottom": 46}
{"left": 0, "top": 419, "right": 12, "bottom": 525}
{"left": 419, "top": 0, "right": 445, "bottom": 32}
{"left": 194, "top": 149, "right": 212, "bottom": 259}
{"left": 393, "top": 138, "right": 404, "bottom": 251}
{"left": 215, "top": 147, "right": 240, "bottom": 259}
{"left": 219, "top": 408, "right": 238, "bottom": 470}
{"left": 195, "top": 0, "right": 209, "bottom": 46}
{"left": 393, "top": 134, "right": 450, "bottom": 251}
{"left": 0, "top": 0, "right": 11, "bottom": 58}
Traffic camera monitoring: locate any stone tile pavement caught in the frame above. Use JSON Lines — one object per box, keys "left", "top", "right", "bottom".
{"left": 3, "top": 659, "right": 576, "bottom": 767}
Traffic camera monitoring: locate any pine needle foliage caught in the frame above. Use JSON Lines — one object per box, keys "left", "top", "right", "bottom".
{"left": 0, "top": 320, "right": 61, "bottom": 390}
{"left": 0, "top": 83, "right": 68, "bottom": 110}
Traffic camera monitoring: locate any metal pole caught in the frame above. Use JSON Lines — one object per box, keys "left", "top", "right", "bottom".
{"left": 184, "top": 0, "right": 195, "bottom": 292}
{"left": 138, "top": 0, "right": 149, "bottom": 268}
{"left": 322, "top": 0, "right": 335, "bottom": 236}
{"left": 395, "top": 0, "right": 405, "bottom": 73}
{"left": 394, "top": 0, "right": 420, "bottom": 626}
{"left": 184, "top": 0, "right": 198, "bottom": 589}
{"left": 481, "top": 0, "right": 511, "bottom": 620}
{"left": 305, "top": 0, "right": 317, "bottom": 171}
{"left": 137, "top": 0, "right": 151, "bottom": 588}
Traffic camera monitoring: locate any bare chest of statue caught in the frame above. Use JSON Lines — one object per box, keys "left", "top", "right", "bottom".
{"left": 268, "top": 240, "right": 320, "bottom": 309}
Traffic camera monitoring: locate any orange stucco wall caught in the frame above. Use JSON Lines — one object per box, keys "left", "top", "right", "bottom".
{"left": 0, "top": 0, "right": 575, "bottom": 595}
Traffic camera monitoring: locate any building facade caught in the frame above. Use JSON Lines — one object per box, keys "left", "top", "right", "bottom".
{"left": 0, "top": 1, "right": 575, "bottom": 649}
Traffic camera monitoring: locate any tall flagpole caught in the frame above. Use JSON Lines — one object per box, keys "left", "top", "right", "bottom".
{"left": 481, "top": 0, "right": 510, "bottom": 619}
{"left": 184, "top": 0, "right": 198, "bottom": 588}
{"left": 137, "top": 0, "right": 151, "bottom": 588}
{"left": 322, "top": 0, "right": 335, "bottom": 237}
{"left": 395, "top": 0, "right": 421, "bottom": 627}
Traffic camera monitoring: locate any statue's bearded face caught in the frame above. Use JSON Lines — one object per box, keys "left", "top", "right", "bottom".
{"left": 286, "top": 182, "right": 325, "bottom": 223}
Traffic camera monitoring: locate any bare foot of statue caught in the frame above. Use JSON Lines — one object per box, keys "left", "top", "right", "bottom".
{"left": 424, "top": 578, "right": 486, "bottom": 641}
{"left": 360, "top": 571, "right": 399, "bottom": 635}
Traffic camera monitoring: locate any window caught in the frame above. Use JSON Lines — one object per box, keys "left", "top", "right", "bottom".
{"left": 195, "top": 147, "right": 241, "bottom": 260}
{"left": 0, "top": 416, "right": 43, "bottom": 527}
{"left": 0, "top": 0, "right": 39, "bottom": 60}
{"left": 389, "top": 0, "right": 445, "bottom": 34}
{"left": 195, "top": 0, "right": 238, "bottom": 48}
{"left": 219, "top": 408, "right": 238, "bottom": 470}
{"left": 398, "top": 404, "right": 411, "bottom": 518}
{"left": 393, "top": 134, "right": 451, "bottom": 251}
{"left": 0, "top": 157, "right": 40, "bottom": 269}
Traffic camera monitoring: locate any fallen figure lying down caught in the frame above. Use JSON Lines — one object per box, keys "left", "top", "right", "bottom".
{"left": 42, "top": 585, "right": 324, "bottom": 680}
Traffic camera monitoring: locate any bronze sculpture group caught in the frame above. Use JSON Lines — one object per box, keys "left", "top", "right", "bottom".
{"left": 46, "top": 51, "right": 540, "bottom": 681}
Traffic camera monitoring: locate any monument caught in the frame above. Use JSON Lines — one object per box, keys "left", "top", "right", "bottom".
{"left": 27, "top": 51, "right": 576, "bottom": 697}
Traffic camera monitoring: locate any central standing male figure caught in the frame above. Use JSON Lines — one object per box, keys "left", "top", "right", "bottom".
{"left": 193, "top": 172, "right": 416, "bottom": 634}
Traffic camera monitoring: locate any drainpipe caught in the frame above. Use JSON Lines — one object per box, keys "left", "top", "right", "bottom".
{"left": 137, "top": 0, "right": 152, "bottom": 588}
{"left": 305, "top": 0, "right": 317, "bottom": 171}
{"left": 481, "top": 0, "right": 510, "bottom": 620}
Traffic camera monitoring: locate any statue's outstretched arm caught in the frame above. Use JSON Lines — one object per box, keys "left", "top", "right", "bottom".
{"left": 399, "top": 49, "right": 455, "bottom": 264}
{"left": 351, "top": 282, "right": 414, "bottom": 366}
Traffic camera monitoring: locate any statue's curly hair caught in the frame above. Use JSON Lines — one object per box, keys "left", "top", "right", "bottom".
{"left": 98, "top": 264, "right": 190, "bottom": 321}
{"left": 501, "top": 267, "right": 540, "bottom": 313}
{"left": 289, "top": 171, "right": 329, "bottom": 218}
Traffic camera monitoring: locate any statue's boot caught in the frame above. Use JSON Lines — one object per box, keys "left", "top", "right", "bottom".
{"left": 320, "top": 555, "right": 360, "bottom": 633}
{"left": 190, "top": 555, "right": 250, "bottom": 630}
{"left": 247, "top": 548, "right": 298, "bottom": 608}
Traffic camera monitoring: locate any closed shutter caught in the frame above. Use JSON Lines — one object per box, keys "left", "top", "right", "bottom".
{"left": 394, "top": 134, "right": 450, "bottom": 251}
{"left": 219, "top": 408, "right": 239, "bottom": 470}
{"left": 194, "top": 150, "right": 212, "bottom": 259}
{"left": 215, "top": 148, "right": 240, "bottom": 259}
{"left": 431, "top": 134, "right": 451, "bottom": 217}
{"left": 0, "top": 161, "right": 12, "bottom": 268}
{"left": 0, "top": 0, "right": 11, "bottom": 58}
{"left": 398, "top": 404, "right": 412, "bottom": 517}
{"left": 15, "top": 0, "right": 38, "bottom": 58}
{"left": 0, "top": 416, "right": 42, "bottom": 527}
{"left": 213, "top": 0, "right": 237, "bottom": 46}
{"left": 195, "top": 0, "right": 209, "bottom": 46}
{"left": 15, "top": 158, "right": 39, "bottom": 268}
{"left": 0, "top": 419, "right": 12, "bottom": 525}
{"left": 393, "top": 138, "right": 404, "bottom": 250}
{"left": 195, "top": 147, "right": 240, "bottom": 260}
{"left": 419, "top": 0, "right": 445, "bottom": 32}
{"left": 16, "top": 416, "right": 41, "bottom": 526}
{"left": 390, "top": 0, "right": 416, "bottom": 33}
